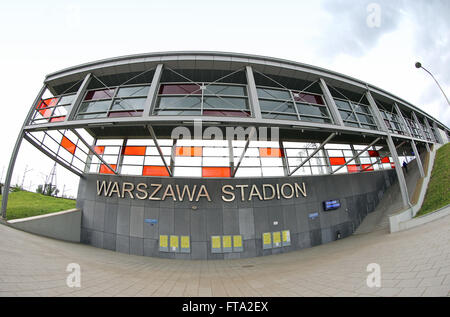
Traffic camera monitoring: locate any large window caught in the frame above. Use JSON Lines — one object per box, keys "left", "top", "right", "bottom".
{"left": 30, "top": 93, "right": 76, "bottom": 124}
{"left": 334, "top": 98, "right": 378, "bottom": 130}
{"left": 76, "top": 85, "right": 149, "bottom": 120}
{"left": 380, "top": 109, "right": 407, "bottom": 135}
{"left": 154, "top": 83, "right": 250, "bottom": 117}
{"left": 257, "top": 86, "right": 332, "bottom": 123}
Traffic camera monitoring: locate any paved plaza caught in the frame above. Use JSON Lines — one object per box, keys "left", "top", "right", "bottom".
{"left": 0, "top": 209, "right": 449, "bottom": 297}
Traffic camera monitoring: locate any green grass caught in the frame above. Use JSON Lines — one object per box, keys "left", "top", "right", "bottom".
{"left": 0, "top": 190, "right": 76, "bottom": 220}
{"left": 415, "top": 142, "right": 450, "bottom": 217}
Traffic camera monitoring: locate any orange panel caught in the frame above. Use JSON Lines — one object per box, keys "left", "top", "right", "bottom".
{"left": 347, "top": 164, "right": 360, "bottom": 173}
{"left": 142, "top": 166, "right": 170, "bottom": 176}
{"left": 259, "top": 148, "right": 283, "bottom": 157}
{"left": 61, "top": 136, "right": 76, "bottom": 155}
{"left": 368, "top": 150, "right": 379, "bottom": 157}
{"left": 175, "top": 146, "right": 202, "bottom": 157}
{"left": 202, "top": 167, "right": 231, "bottom": 178}
{"left": 391, "top": 163, "right": 395, "bottom": 169}
{"left": 100, "top": 164, "right": 117, "bottom": 174}
{"left": 94, "top": 146, "right": 105, "bottom": 155}
{"left": 381, "top": 157, "right": 390, "bottom": 163}
{"left": 123, "top": 146, "right": 146, "bottom": 156}
{"left": 329, "top": 157, "right": 346, "bottom": 165}
{"left": 362, "top": 164, "right": 374, "bottom": 171}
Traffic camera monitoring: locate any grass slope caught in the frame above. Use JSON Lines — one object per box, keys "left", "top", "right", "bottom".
{"left": 415, "top": 142, "right": 450, "bottom": 217}
{"left": 0, "top": 190, "right": 76, "bottom": 220}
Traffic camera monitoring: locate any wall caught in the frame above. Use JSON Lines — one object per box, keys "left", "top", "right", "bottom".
{"left": 8, "top": 209, "right": 81, "bottom": 242}
{"left": 77, "top": 170, "right": 396, "bottom": 259}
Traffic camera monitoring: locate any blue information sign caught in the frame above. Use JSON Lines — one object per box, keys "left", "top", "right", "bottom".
{"left": 323, "top": 199, "right": 341, "bottom": 211}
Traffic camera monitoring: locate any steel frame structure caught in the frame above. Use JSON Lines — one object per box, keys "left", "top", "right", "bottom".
{"left": 2, "top": 51, "right": 449, "bottom": 219}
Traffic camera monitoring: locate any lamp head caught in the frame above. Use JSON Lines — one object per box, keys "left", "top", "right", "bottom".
{"left": 415, "top": 62, "right": 422, "bottom": 69}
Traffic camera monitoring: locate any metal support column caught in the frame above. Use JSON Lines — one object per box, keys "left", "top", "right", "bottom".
{"left": 143, "top": 64, "right": 163, "bottom": 116}
{"left": 66, "top": 73, "right": 92, "bottom": 121}
{"left": 387, "top": 135, "right": 411, "bottom": 208}
{"left": 245, "top": 66, "right": 262, "bottom": 119}
{"left": 393, "top": 103, "right": 412, "bottom": 136}
{"left": 367, "top": 90, "right": 410, "bottom": 208}
{"left": 319, "top": 78, "right": 344, "bottom": 126}
{"left": 366, "top": 90, "right": 389, "bottom": 131}
{"left": 1, "top": 84, "right": 47, "bottom": 219}
{"left": 412, "top": 112, "right": 430, "bottom": 152}
{"left": 423, "top": 117, "right": 436, "bottom": 143}
{"left": 410, "top": 140, "right": 425, "bottom": 177}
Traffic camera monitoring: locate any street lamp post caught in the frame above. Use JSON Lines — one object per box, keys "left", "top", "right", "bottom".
{"left": 415, "top": 62, "right": 450, "bottom": 106}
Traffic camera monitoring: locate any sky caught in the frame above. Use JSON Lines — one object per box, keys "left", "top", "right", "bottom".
{"left": 0, "top": 0, "right": 449, "bottom": 198}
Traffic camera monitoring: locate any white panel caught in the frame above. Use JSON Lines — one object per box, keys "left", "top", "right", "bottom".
{"left": 203, "top": 157, "right": 230, "bottom": 166}
{"left": 146, "top": 146, "right": 172, "bottom": 156}
{"left": 175, "top": 156, "right": 202, "bottom": 166}
{"left": 327, "top": 150, "right": 344, "bottom": 157}
{"left": 121, "top": 165, "right": 143, "bottom": 175}
{"left": 144, "top": 156, "right": 170, "bottom": 166}
{"left": 233, "top": 147, "right": 259, "bottom": 157}
{"left": 104, "top": 146, "right": 120, "bottom": 155}
{"left": 122, "top": 155, "right": 145, "bottom": 165}
{"left": 262, "top": 167, "right": 284, "bottom": 176}
{"left": 260, "top": 157, "right": 283, "bottom": 167}
{"left": 89, "top": 163, "right": 99, "bottom": 173}
{"left": 203, "top": 147, "right": 229, "bottom": 157}
{"left": 290, "top": 166, "right": 311, "bottom": 176}
{"left": 127, "top": 139, "right": 155, "bottom": 146}
{"left": 325, "top": 144, "right": 351, "bottom": 149}
{"left": 174, "top": 167, "right": 201, "bottom": 177}
{"left": 285, "top": 148, "right": 308, "bottom": 157}
{"left": 59, "top": 147, "right": 73, "bottom": 164}
{"left": 96, "top": 139, "right": 124, "bottom": 146}
{"left": 235, "top": 167, "right": 262, "bottom": 177}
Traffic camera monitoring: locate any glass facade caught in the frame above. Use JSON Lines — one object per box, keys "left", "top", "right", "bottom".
{"left": 154, "top": 83, "right": 250, "bottom": 117}
{"left": 334, "top": 98, "right": 377, "bottom": 130}
{"left": 257, "top": 86, "right": 332, "bottom": 124}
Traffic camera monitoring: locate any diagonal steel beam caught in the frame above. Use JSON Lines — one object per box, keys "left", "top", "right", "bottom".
{"left": 23, "top": 133, "right": 83, "bottom": 177}
{"left": 231, "top": 127, "right": 257, "bottom": 177}
{"left": 70, "top": 129, "right": 119, "bottom": 175}
{"left": 331, "top": 137, "right": 381, "bottom": 174}
{"left": 148, "top": 125, "right": 172, "bottom": 177}
{"left": 288, "top": 132, "right": 336, "bottom": 176}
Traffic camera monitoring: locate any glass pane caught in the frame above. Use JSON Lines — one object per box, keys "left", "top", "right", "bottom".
{"left": 154, "top": 109, "right": 201, "bottom": 116}
{"left": 77, "top": 113, "right": 107, "bottom": 119}
{"left": 111, "top": 98, "right": 145, "bottom": 111}
{"left": 344, "top": 122, "right": 360, "bottom": 128}
{"left": 354, "top": 104, "right": 370, "bottom": 114}
{"left": 203, "top": 97, "right": 248, "bottom": 110}
{"left": 203, "top": 110, "right": 250, "bottom": 117}
{"left": 257, "top": 87, "right": 291, "bottom": 100}
{"left": 335, "top": 99, "right": 351, "bottom": 110}
{"left": 159, "top": 84, "right": 202, "bottom": 95}
{"left": 293, "top": 92, "right": 324, "bottom": 105}
{"left": 108, "top": 110, "right": 143, "bottom": 117}
{"left": 85, "top": 89, "right": 115, "bottom": 100}
{"left": 79, "top": 100, "right": 112, "bottom": 113}
{"left": 357, "top": 114, "right": 375, "bottom": 124}
{"left": 156, "top": 96, "right": 201, "bottom": 109}
{"left": 300, "top": 116, "right": 331, "bottom": 124}
{"left": 339, "top": 110, "right": 357, "bottom": 122}
{"left": 57, "top": 94, "right": 75, "bottom": 105}
{"left": 262, "top": 113, "right": 298, "bottom": 121}
{"left": 259, "top": 100, "right": 296, "bottom": 113}
{"left": 297, "top": 103, "right": 329, "bottom": 117}
{"left": 117, "top": 86, "right": 149, "bottom": 98}
{"left": 204, "top": 84, "right": 246, "bottom": 96}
